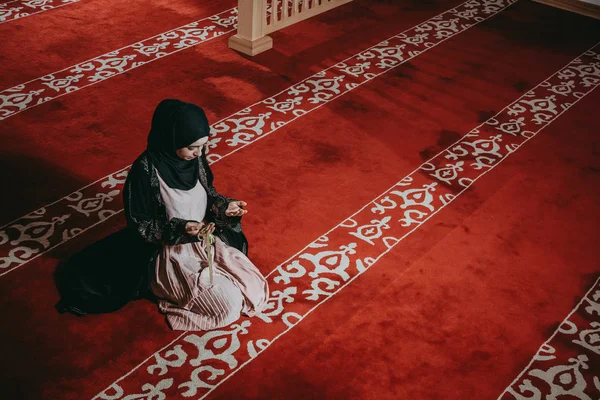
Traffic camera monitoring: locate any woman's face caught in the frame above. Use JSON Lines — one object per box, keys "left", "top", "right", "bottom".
{"left": 176, "top": 137, "right": 209, "bottom": 160}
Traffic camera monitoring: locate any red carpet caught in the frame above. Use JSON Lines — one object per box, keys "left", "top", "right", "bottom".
{"left": 0, "top": 0, "right": 599, "bottom": 399}
{"left": 0, "top": 0, "right": 80, "bottom": 25}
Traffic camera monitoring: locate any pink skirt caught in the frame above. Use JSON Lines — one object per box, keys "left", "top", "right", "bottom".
{"left": 151, "top": 237, "right": 269, "bottom": 331}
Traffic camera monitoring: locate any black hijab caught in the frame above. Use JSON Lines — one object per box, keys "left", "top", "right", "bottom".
{"left": 147, "top": 99, "right": 210, "bottom": 190}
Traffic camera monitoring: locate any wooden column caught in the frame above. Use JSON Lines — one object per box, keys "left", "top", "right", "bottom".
{"left": 228, "top": 0, "right": 274, "bottom": 56}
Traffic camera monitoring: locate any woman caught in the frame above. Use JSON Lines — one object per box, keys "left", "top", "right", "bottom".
{"left": 56, "top": 99, "right": 268, "bottom": 331}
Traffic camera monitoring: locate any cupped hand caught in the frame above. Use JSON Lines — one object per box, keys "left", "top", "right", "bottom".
{"left": 226, "top": 200, "right": 248, "bottom": 217}
{"left": 185, "top": 221, "right": 215, "bottom": 236}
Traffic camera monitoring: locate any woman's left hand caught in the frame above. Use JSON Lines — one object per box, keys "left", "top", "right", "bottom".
{"left": 226, "top": 200, "right": 248, "bottom": 217}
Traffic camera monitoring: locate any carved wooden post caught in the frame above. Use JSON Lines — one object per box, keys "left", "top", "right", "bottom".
{"left": 229, "top": 0, "right": 353, "bottom": 56}
{"left": 228, "top": 0, "right": 273, "bottom": 56}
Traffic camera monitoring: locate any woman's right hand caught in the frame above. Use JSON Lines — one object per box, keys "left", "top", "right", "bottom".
{"left": 185, "top": 221, "right": 215, "bottom": 237}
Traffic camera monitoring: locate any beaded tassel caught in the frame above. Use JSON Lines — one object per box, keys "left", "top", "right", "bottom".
{"left": 198, "top": 232, "right": 216, "bottom": 285}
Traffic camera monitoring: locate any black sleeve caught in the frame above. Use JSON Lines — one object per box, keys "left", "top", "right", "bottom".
{"left": 201, "top": 153, "right": 244, "bottom": 233}
{"left": 124, "top": 158, "right": 198, "bottom": 246}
